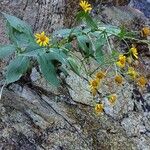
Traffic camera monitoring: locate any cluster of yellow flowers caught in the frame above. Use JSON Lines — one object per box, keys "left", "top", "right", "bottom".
{"left": 33, "top": 1, "right": 148, "bottom": 116}
{"left": 92, "top": 43, "right": 148, "bottom": 114}
{"left": 89, "top": 71, "right": 106, "bottom": 96}
{"left": 89, "top": 71, "right": 105, "bottom": 114}
{"left": 89, "top": 71, "right": 119, "bottom": 114}
{"left": 116, "top": 45, "right": 138, "bottom": 69}
{"left": 116, "top": 45, "right": 147, "bottom": 88}
{"left": 94, "top": 94, "right": 117, "bottom": 114}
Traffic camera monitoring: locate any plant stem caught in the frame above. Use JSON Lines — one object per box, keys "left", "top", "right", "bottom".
{"left": 105, "top": 33, "right": 118, "bottom": 75}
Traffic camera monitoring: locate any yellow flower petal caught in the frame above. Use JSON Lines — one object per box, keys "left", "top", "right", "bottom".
{"left": 141, "top": 27, "right": 150, "bottom": 37}
{"left": 41, "top": 31, "right": 45, "bottom": 35}
{"left": 127, "top": 67, "right": 138, "bottom": 79}
{"left": 34, "top": 31, "right": 50, "bottom": 47}
{"left": 116, "top": 54, "right": 126, "bottom": 68}
{"left": 137, "top": 76, "right": 147, "bottom": 88}
{"left": 95, "top": 103, "right": 104, "bottom": 114}
{"left": 114, "top": 75, "right": 123, "bottom": 85}
{"left": 130, "top": 47, "right": 138, "bottom": 59}
{"left": 89, "top": 79, "right": 100, "bottom": 88}
{"left": 108, "top": 94, "right": 117, "bottom": 105}
{"left": 79, "top": 0, "right": 92, "bottom": 13}
{"left": 95, "top": 71, "right": 106, "bottom": 80}
{"left": 90, "top": 88, "right": 97, "bottom": 96}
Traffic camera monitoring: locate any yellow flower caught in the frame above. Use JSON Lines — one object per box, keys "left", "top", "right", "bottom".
{"left": 114, "top": 75, "right": 123, "bottom": 85}
{"left": 127, "top": 67, "right": 138, "bottom": 79}
{"left": 108, "top": 94, "right": 117, "bottom": 105}
{"left": 35, "top": 31, "right": 49, "bottom": 46}
{"left": 95, "top": 71, "right": 106, "bottom": 80}
{"left": 141, "top": 27, "right": 150, "bottom": 37}
{"left": 95, "top": 103, "right": 104, "bottom": 114}
{"left": 130, "top": 47, "right": 138, "bottom": 59}
{"left": 89, "top": 79, "right": 100, "bottom": 96}
{"left": 79, "top": 0, "right": 92, "bottom": 13}
{"left": 89, "top": 79, "right": 99, "bottom": 89}
{"left": 116, "top": 54, "right": 126, "bottom": 68}
{"left": 91, "top": 88, "right": 97, "bottom": 96}
{"left": 137, "top": 76, "right": 147, "bottom": 88}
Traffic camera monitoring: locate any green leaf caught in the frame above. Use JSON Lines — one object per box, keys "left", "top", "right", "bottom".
{"left": 53, "top": 28, "right": 81, "bottom": 38}
{"left": 95, "top": 46, "right": 104, "bottom": 64}
{"left": 76, "top": 11, "right": 85, "bottom": 22}
{"left": 67, "top": 57, "right": 80, "bottom": 76}
{"left": 95, "top": 35, "right": 106, "bottom": 49}
{"left": 84, "top": 14, "right": 98, "bottom": 29}
{"left": 37, "top": 54, "right": 60, "bottom": 86}
{"left": 59, "top": 66, "right": 69, "bottom": 76}
{"left": 21, "top": 43, "right": 45, "bottom": 56}
{"left": 2, "top": 12, "right": 32, "bottom": 35}
{"left": 77, "top": 35, "right": 92, "bottom": 57}
{"left": 21, "top": 48, "right": 45, "bottom": 57}
{"left": 94, "top": 35, "right": 106, "bottom": 64}
{"left": 54, "top": 29, "right": 71, "bottom": 38}
{"left": 0, "top": 44, "right": 16, "bottom": 59}
{"left": 48, "top": 48, "right": 68, "bottom": 65}
{"left": 13, "top": 31, "right": 34, "bottom": 46}
{"left": 3, "top": 13, "right": 34, "bottom": 47}
{"left": 6, "top": 22, "right": 34, "bottom": 47}
{"left": 6, "top": 56, "right": 30, "bottom": 84}
{"left": 103, "top": 25, "right": 120, "bottom": 36}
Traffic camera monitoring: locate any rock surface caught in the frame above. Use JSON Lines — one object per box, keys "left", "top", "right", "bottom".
{"left": 0, "top": 0, "right": 150, "bottom": 150}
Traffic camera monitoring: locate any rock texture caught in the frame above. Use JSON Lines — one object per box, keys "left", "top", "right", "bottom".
{"left": 129, "top": 0, "right": 150, "bottom": 18}
{"left": 0, "top": 0, "right": 79, "bottom": 33}
{"left": 0, "top": 0, "right": 150, "bottom": 149}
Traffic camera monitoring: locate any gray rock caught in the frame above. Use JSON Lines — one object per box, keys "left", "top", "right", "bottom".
{"left": 0, "top": 0, "right": 150, "bottom": 149}
{"left": 129, "top": 0, "right": 150, "bottom": 18}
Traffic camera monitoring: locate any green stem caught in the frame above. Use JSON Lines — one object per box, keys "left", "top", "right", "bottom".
{"left": 105, "top": 33, "right": 118, "bottom": 75}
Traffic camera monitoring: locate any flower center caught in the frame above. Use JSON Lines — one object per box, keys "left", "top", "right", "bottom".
{"left": 120, "top": 58, "right": 125, "bottom": 64}
{"left": 40, "top": 35, "right": 46, "bottom": 42}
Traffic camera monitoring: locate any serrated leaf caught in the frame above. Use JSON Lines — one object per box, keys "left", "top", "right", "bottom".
{"left": 6, "top": 56, "right": 30, "bottom": 84}
{"left": 0, "top": 44, "right": 16, "bottom": 59}
{"left": 37, "top": 54, "right": 60, "bottom": 86}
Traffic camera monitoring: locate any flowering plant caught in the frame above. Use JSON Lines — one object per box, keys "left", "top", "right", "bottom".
{"left": 0, "top": 1, "right": 149, "bottom": 114}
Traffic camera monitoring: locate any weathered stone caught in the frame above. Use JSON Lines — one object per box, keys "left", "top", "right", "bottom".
{"left": 0, "top": 0, "right": 150, "bottom": 149}
{"left": 94, "top": 6, "right": 149, "bottom": 30}
{"left": 66, "top": 71, "right": 94, "bottom": 106}
{"left": 129, "top": 0, "right": 150, "bottom": 18}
